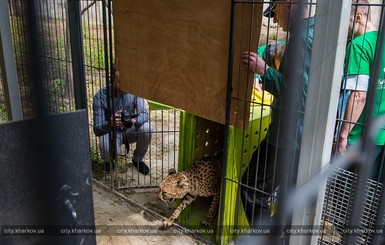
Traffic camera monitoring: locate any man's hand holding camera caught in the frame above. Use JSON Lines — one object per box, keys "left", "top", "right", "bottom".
{"left": 110, "top": 110, "right": 137, "bottom": 129}
{"left": 120, "top": 110, "right": 137, "bottom": 128}
{"left": 110, "top": 111, "right": 123, "bottom": 127}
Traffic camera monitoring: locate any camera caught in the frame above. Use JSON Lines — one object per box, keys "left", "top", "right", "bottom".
{"left": 120, "top": 111, "right": 138, "bottom": 128}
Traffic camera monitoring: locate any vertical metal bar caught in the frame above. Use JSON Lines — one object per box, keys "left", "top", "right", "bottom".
{"left": 11, "top": 0, "right": 31, "bottom": 118}
{"left": 220, "top": 0, "right": 236, "bottom": 243}
{"left": 107, "top": 0, "right": 118, "bottom": 188}
{"left": 67, "top": 0, "right": 87, "bottom": 109}
{"left": 43, "top": 0, "right": 55, "bottom": 112}
{"left": 0, "top": 0, "right": 23, "bottom": 121}
{"left": 289, "top": 1, "right": 351, "bottom": 245}
{"left": 101, "top": 0, "right": 115, "bottom": 189}
{"left": 26, "top": 0, "right": 48, "bottom": 117}
{"left": 371, "top": 4, "right": 385, "bottom": 244}
{"left": 273, "top": 1, "right": 312, "bottom": 243}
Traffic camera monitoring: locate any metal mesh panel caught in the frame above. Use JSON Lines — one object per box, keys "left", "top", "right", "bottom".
{"left": 319, "top": 168, "right": 383, "bottom": 245}
{"left": 90, "top": 108, "right": 181, "bottom": 189}
{"left": 8, "top": 0, "right": 76, "bottom": 119}
{"left": 79, "top": 1, "right": 181, "bottom": 188}
{"left": 115, "top": 108, "right": 181, "bottom": 188}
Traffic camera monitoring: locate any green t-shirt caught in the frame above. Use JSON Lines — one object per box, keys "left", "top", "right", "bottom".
{"left": 346, "top": 31, "right": 385, "bottom": 145}
{"left": 255, "top": 41, "right": 286, "bottom": 80}
{"left": 344, "top": 32, "right": 377, "bottom": 76}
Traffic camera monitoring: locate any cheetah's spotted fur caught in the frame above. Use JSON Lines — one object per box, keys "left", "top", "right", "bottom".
{"left": 159, "top": 157, "right": 222, "bottom": 227}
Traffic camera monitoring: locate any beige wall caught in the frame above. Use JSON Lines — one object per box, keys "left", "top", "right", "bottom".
{"left": 369, "top": 0, "right": 382, "bottom": 29}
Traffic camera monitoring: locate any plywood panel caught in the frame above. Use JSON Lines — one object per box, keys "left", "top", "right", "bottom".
{"left": 113, "top": 0, "right": 262, "bottom": 127}
{"left": 230, "top": 2, "right": 263, "bottom": 128}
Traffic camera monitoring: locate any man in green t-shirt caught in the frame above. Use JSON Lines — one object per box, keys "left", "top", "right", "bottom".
{"left": 336, "top": 0, "right": 385, "bottom": 182}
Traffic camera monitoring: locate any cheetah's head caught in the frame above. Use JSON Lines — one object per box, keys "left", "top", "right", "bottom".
{"left": 159, "top": 169, "right": 191, "bottom": 203}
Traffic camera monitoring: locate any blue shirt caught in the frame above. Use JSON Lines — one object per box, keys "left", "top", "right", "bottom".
{"left": 92, "top": 86, "right": 149, "bottom": 136}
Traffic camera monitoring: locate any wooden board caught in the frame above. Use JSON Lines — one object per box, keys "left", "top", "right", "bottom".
{"left": 113, "top": 0, "right": 262, "bottom": 128}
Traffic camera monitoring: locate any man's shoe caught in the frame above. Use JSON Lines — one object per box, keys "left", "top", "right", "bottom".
{"left": 104, "top": 162, "right": 115, "bottom": 173}
{"left": 132, "top": 159, "right": 149, "bottom": 175}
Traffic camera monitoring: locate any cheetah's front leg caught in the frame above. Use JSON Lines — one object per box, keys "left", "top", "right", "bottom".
{"left": 201, "top": 195, "right": 220, "bottom": 226}
{"left": 163, "top": 194, "right": 197, "bottom": 227}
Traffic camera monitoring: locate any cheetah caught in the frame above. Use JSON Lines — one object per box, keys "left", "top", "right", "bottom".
{"left": 159, "top": 157, "right": 222, "bottom": 227}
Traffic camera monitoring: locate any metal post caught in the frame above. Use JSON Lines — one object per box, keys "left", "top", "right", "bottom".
{"left": 289, "top": 1, "right": 351, "bottom": 245}
{"left": 371, "top": 5, "right": 385, "bottom": 244}
{"left": 0, "top": 0, "right": 23, "bottom": 121}
{"left": 67, "top": 0, "right": 87, "bottom": 110}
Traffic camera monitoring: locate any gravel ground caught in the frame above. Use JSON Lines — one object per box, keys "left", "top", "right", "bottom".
{"left": 92, "top": 182, "right": 209, "bottom": 245}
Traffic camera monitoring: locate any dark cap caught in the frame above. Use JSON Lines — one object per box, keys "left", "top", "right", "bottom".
{"left": 263, "top": 0, "right": 277, "bottom": 18}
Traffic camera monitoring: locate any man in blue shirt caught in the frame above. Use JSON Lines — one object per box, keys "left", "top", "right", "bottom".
{"left": 93, "top": 66, "right": 152, "bottom": 175}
